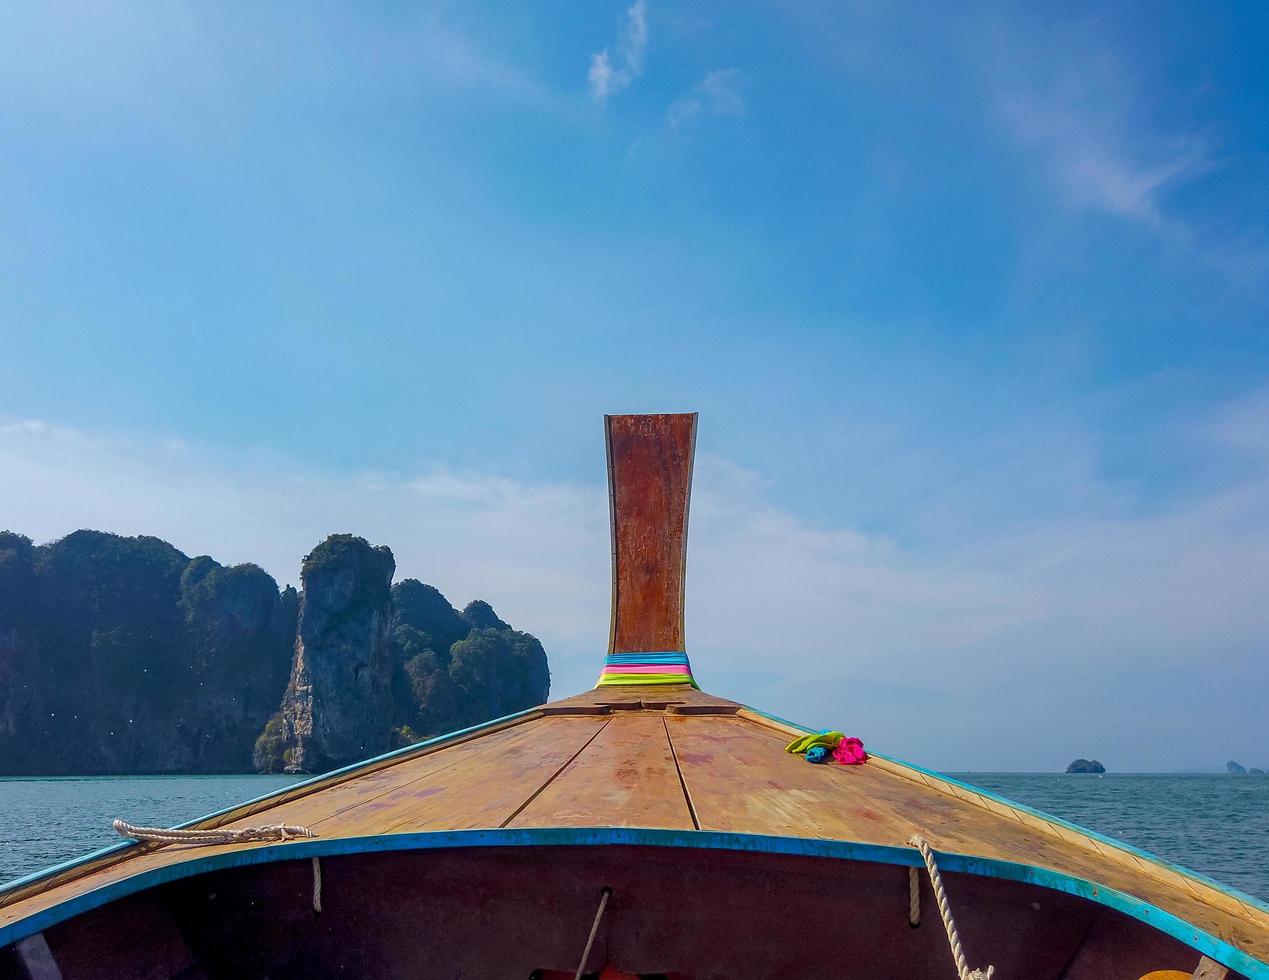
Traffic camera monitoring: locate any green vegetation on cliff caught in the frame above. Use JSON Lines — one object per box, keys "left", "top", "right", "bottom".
{"left": 389, "top": 580, "right": 549, "bottom": 745}
{"left": 1, "top": 530, "right": 551, "bottom": 775}
{"left": 253, "top": 537, "right": 550, "bottom": 773}
{"left": 0, "top": 530, "right": 296, "bottom": 774}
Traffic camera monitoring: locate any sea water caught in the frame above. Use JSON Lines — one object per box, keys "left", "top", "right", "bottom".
{"left": 0, "top": 775, "right": 302, "bottom": 886}
{"left": 959, "top": 772, "right": 1269, "bottom": 900}
{"left": 1, "top": 772, "right": 1265, "bottom": 900}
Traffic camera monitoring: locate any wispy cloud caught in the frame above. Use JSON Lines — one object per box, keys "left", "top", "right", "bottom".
{"left": 0, "top": 4, "right": 573, "bottom": 144}
{"left": 2, "top": 406, "right": 1267, "bottom": 771}
{"left": 1207, "top": 388, "right": 1269, "bottom": 461}
{"left": 409, "top": 12, "right": 571, "bottom": 115}
{"left": 986, "top": 20, "right": 1268, "bottom": 284}
{"left": 998, "top": 85, "right": 1209, "bottom": 236}
{"left": 666, "top": 68, "right": 746, "bottom": 131}
{"left": 588, "top": 0, "right": 648, "bottom": 104}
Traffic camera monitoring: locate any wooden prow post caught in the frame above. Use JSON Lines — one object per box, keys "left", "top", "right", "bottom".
{"left": 597, "top": 413, "right": 699, "bottom": 688}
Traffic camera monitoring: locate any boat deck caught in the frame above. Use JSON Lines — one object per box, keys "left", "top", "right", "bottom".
{"left": 2, "top": 686, "right": 1267, "bottom": 974}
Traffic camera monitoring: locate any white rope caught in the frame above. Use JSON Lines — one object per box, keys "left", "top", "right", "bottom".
{"left": 909, "top": 865, "right": 921, "bottom": 926}
{"left": 910, "top": 835, "right": 995, "bottom": 980}
{"left": 573, "top": 886, "right": 612, "bottom": 980}
{"left": 113, "top": 819, "right": 316, "bottom": 846}
{"left": 312, "top": 856, "right": 322, "bottom": 913}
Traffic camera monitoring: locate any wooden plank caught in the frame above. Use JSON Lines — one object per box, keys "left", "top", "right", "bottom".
{"left": 507, "top": 714, "right": 694, "bottom": 829}
{"left": 1193, "top": 954, "right": 1230, "bottom": 979}
{"left": 14, "top": 933, "right": 62, "bottom": 980}
{"left": 667, "top": 714, "right": 920, "bottom": 842}
{"left": 0, "top": 717, "right": 607, "bottom": 936}
{"left": 670, "top": 716, "right": 1269, "bottom": 967}
{"left": 1, "top": 708, "right": 1267, "bottom": 972}
{"left": 311, "top": 716, "right": 610, "bottom": 835}
{"left": 605, "top": 413, "right": 696, "bottom": 654}
{"left": 217, "top": 718, "right": 593, "bottom": 832}
{"left": 0, "top": 709, "right": 541, "bottom": 913}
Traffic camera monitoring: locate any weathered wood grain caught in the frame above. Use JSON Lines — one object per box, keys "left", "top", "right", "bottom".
{"left": 1194, "top": 954, "right": 1232, "bottom": 979}
{"left": 507, "top": 714, "right": 694, "bottom": 830}
{"left": 2, "top": 709, "right": 1266, "bottom": 971}
{"left": 605, "top": 413, "right": 696, "bottom": 655}
{"left": 290, "top": 716, "right": 608, "bottom": 835}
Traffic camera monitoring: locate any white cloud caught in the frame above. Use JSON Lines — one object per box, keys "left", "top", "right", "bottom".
{"left": 1207, "top": 388, "right": 1269, "bottom": 461}
{"left": 588, "top": 0, "right": 648, "bottom": 104}
{"left": 998, "top": 86, "right": 1208, "bottom": 235}
{"left": 1, "top": 409, "right": 1266, "bottom": 771}
{"left": 666, "top": 68, "right": 746, "bottom": 131}
{"left": 412, "top": 14, "right": 567, "bottom": 114}
{"left": 983, "top": 18, "right": 1268, "bottom": 286}
{"left": 0, "top": 420, "right": 49, "bottom": 436}
{"left": 0, "top": 4, "right": 574, "bottom": 147}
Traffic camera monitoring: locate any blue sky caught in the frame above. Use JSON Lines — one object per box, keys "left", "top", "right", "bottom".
{"left": 2, "top": 2, "right": 1268, "bottom": 770}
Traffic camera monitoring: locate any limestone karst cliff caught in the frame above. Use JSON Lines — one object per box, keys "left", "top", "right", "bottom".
{"left": 258, "top": 535, "right": 397, "bottom": 774}
{"left": 0, "top": 529, "right": 551, "bottom": 775}
{"left": 389, "top": 582, "right": 550, "bottom": 746}
{"left": 0, "top": 530, "right": 296, "bottom": 774}
{"left": 253, "top": 535, "right": 551, "bottom": 773}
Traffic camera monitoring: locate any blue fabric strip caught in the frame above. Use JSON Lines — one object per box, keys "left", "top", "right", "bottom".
{"left": 604, "top": 651, "right": 689, "bottom": 664}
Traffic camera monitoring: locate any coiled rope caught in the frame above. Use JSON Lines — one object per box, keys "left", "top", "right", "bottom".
{"left": 909, "top": 835, "right": 995, "bottom": 980}
{"left": 112, "top": 819, "right": 316, "bottom": 846}
{"left": 574, "top": 886, "right": 612, "bottom": 980}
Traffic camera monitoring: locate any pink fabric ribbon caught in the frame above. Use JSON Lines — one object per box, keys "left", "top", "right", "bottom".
{"left": 832, "top": 736, "right": 868, "bottom": 766}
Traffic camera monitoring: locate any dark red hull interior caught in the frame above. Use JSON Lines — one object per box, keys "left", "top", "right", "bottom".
{"left": 1, "top": 845, "right": 1234, "bottom": 979}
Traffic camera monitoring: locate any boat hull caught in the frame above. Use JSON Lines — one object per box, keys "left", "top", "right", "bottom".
{"left": 1, "top": 835, "right": 1252, "bottom": 979}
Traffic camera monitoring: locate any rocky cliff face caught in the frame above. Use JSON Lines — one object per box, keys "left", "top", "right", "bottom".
{"left": 178, "top": 556, "right": 298, "bottom": 769}
{"left": 0, "top": 533, "right": 38, "bottom": 762}
{"left": 261, "top": 535, "right": 396, "bottom": 774}
{"left": 0, "top": 528, "right": 552, "bottom": 775}
{"left": 0, "top": 530, "right": 296, "bottom": 774}
{"left": 255, "top": 538, "right": 551, "bottom": 773}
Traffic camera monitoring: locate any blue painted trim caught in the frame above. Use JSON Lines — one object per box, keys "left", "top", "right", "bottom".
{"left": 0, "top": 706, "right": 541, "bottom": 900}
{"left": 873, "top": 751, "right": 1269, "bottom": 918}
{"left": 0, "top": 828, "right": 1263, "bottom": 976}
{"left": 604, "top": 652, "right": 690, "bottom": 665}
{"left": 738, "top": 701, "right": 1269, "bottom": 919}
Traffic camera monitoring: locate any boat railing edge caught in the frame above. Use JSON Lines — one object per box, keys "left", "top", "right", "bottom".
{"left": 0, "top": 705, "right": 544, "bottom": 909}
{"left": 733, "top": 703, "right": 1269, "bottom": 929}
{"left": 0, "top": 827, "right": 1264, "bottom": 978}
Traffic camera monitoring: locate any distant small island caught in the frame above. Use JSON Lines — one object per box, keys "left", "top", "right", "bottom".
{"left": 1066, "top": 759, "right": 1106, "bottom": 774}
{"left": 1227, "top": 761, "right": 1267, "bottom": 775}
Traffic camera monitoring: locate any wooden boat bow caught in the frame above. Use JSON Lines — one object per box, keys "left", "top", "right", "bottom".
{"left": 0, "top": 413, "right": 1266, "bottom": 980}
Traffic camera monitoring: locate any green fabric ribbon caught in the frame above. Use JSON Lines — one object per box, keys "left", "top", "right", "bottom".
{"left": 784, "top": 730, "right": 845, "bottom": 755}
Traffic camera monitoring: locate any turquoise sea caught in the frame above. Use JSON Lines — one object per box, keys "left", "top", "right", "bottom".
{"left": 960, "top": 773, "right": 1269, "bottom": 900}
{"left": 1, "top": 772, "right": 1266, "bottom": 901}
{"left": 0, "top": 775, "right": 304, "bottom": 887}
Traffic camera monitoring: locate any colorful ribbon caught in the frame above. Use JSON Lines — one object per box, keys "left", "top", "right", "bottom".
{"left": 596, "top": 651, "right": 698, "bottom": 689}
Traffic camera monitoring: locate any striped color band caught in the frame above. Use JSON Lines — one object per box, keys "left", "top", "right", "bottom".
{"left": 596, "top": 651, "right": 697, "bottom": 689}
